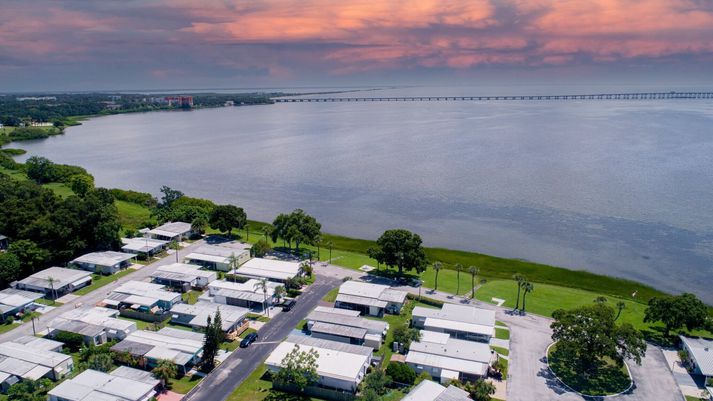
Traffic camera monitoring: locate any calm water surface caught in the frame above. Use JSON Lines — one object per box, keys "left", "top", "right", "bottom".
{"left": 15, "top": 94, "right": 713, "bottom": 301}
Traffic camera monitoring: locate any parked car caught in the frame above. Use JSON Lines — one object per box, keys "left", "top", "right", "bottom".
{"left": 240, "top": 332, "right": 258, "bottom": 348}
{"left": 282, "top": 298, "right": 296, "bottom": 312}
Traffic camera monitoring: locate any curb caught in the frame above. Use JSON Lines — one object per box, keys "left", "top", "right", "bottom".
{"left": 545, "top": 342, "right": 634, "bottom": 399}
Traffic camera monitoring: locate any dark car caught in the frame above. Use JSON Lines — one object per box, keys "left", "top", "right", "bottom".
{"left": 282, "top": 298, "right": 296, "bottom": 312}
{"left": 240, "top": 332, "right": 258, "bottom": 348}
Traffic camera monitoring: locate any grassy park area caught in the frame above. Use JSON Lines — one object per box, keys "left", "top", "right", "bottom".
{"left": 74, "top": 269, "right": 135, "bottom": 295}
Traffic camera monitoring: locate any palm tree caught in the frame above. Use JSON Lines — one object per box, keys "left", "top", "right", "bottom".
{"left": 262, "top": 225, "right": 273, "bottom": 243}
{"left": 274, "top": 285, "right": 286, "bottom": 304}
{"left": 253, "top": 278, "right": 270, "bottom": 317}
{"left": 152, "top": 359, "right": 177, "bottom": 389}
{"left": 615, "top": 301, "right": 626, "bottom": 321}
{"left": 520, "top": 281, "right": 534, "bottom": 314}
{"left": 47, "top": 276, "right": 57, "bottom": 303}
{"left": 169, "top": 241, "right": 180, "bottom": 263}
{"left": 227, "top": 253, "right": 240, "bottom": 282}
{"left": 299, "top": 261, "right": 313, "bottom": 277}
{"left": 326, "top": 241, "right": 333, "bottom": 263}
{"left": 454, "top": 263, "right": 463, "bottom": 295}
{"left": 468, "top": 266, "right": 479, "bottom": 299}
{"left": 27, "top": 311, "right": 40, "bottom": 335}
{"left": 432, "top": 262, "right": 442, "bottom": 291}
{"left": 512, "top": 274, "right": 525, "bottom": 310}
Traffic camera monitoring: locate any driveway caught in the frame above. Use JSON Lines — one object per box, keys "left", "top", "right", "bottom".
{"left": 0, "top": 239, "right": 208, "bottom": 343}
{"left": 183, "top": 274, "right": 341, "bottom": 401}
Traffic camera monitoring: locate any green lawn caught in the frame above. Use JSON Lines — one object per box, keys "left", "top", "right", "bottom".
{"left": 43, "top": 182, "right": 74, "bottom": 198}
{"left": 491, "top": 346, "right": 509, "bottom": 357}
{"left": 34, "top": 298, "right": 63, "bottom": 306}
{"left": 74, "top": 269, "right": 135, "bottom": 295}
{"left": 548, "top": 344, "right": 631, "bottom": 396}
{"left": 182, "top": 290, "right": 203, "bottom": 305}
{"left": 116, "top": 200, "right": 153, "bottom": 230}
{"left": 495, "top": 327, "right": 510, "bottom": 340}
{"left": 225, "top": 364, "right": 321, "bottom": 401}
{"left": 171, "top": 374, "right": 203, "bottom": 394}
{"left": 0, "top": 323, "right": 19, "bottom": 334}
{"left": 0, "top": 166, "right": 29, "bottom": 181}
{"left": 321, "top": 287, "right": 339, "bottom": 303}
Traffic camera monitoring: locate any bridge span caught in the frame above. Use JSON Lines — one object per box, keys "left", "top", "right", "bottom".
{"left": 273, "top": 92, "right": 713, "bottom": 103}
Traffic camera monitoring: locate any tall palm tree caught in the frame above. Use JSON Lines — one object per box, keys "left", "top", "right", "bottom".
{"left": 326, "top": 241, "right": 333, "bottom": 263}
{"left": 47, "top": 276, "right": 56, "bottom": 303}
{"left": 253, "top": 278, "right": 270, "bottom": 317}
{"left": 468, "top": 266, "right": 479, "bottom": 299}
{"left": 262, "top": 225, "right": 273, "bottom": 243}
{"left": 454, "top": 263, "right": 463, "bottom": 295}
{"left": 169, "top": 241, "right": 180, "bottom": 263}
{"left": 512, "top": 274, "right": 525, "bottom": 310}
{"left": 227, "top": 253, "right": 240, "bottom": 282}
{"left": 274, "top": 285, "right": 286, "bottom": 304}
{"left": 299, "top": 261, "right": 313, "bottom": 277}
{"left": 521, "top": 281, "right": 534, "bottom": 314}
{"left": 432, "top": 262, "right": 442, "bottom": 291}
{"left": 27, "top": 311, "right": 40, "bottom": 335}
{"left": 615, "top": 301, "right": 626, "bottom": 321}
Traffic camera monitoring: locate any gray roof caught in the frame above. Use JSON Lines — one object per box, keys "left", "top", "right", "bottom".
{"left": 409, "top": 334, "right": 492, "bottom": 363}
{"left": 170, "top": 301, "right": 248, "bottom": 331}
{"left": 0, "top": 288, "right": 42, "bottom": 308}
{"left": 48, "top": 368, "right": 159, "bottom": 401}
{"left": 150, "top": 221, "right": 192, "bottom": 235}
{"left": 680, "top": 336, "right": 713, "bottom": 376}
{"left": 412, "top": 304, "right": 495, "bottom": 327}
{"left": 307, "top": 308, "right": 388, "bottom": 334}
{"left": 71, "top": 251, "right": 133, "bottom": 267}
{"left": 338, "top": 281, "right": 407, "bottom": 305}
{"left": 52, "top": 319, "right": 105, "bottom": 338}
{"left": 286, "top": 334, "right": 373, "bottom": 356}
{"left": 311, "top": 321, "right": 368, "bottom": 339}
{"left": 16, "top": 267, "right": 92, "bottom": 290}
{"left": 110, "top": 365, "right": 160, "bottom": 386}
{"left": 402, "top": 380, "right": 471, "bottom": 401}
{"left": 336, "top": 293, "right": 387, "bottom": 308}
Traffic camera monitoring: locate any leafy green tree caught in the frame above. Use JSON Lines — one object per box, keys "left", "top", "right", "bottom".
{"left": 274, "top": 344, "right": 320, "bottom": 391}
{"left": 191, "top": 215, "right": 208, "bottom": 235}
{"left": 392, "top": 323, "right": 421, "bottom": 349}
{"left": 357, "top": 388, "right": 381, "bottom": 401}
{"left": 209, "top": 204, "right": 247, "bottom": 237}
{"left": 271, "top": 209, "right": 321, "bottom": 252}
{"left": 644, "top": 293, "right": 708, "bottom": 336}
{"left": 512, "top": 274, "right": 525, "bottom": 310}
{"left": 7, "top": 378, "right": 51, "bottom": 401}
{"left": 159, "top": 186, "right": 184, "bottom": 208}
{"left": 432, "top": 261, "right": 442, "bottom": 291}
{"left": 362, "top": 367, "right": 391, "bottom": 395}
{"left": 251, "top": 239, "right": 271, "bottom": 257}
{"left": 53, "top": 331, "right": 84, "bottom": 352}
{"left": 87, "top": 352, "right": 113, "bottom": 372}
{"left": 367, "top": 229, "right": 428, "bottom": 276}
{"left": 414, "top": 371, "right": 432, "bottom": 385}
{"left": 68, "top": 174, "right": 94, "bottom": 197}
{"left": 25, "top": 156, "right": 56, "bottom": 183}
{"left": 0, "top": 252, "right": 21, "bottom": 286}
{"left": 468, "top": 265, "right": 479, "bottom": 299}
{"left": 152, "top": 359, "right": 178, "bottom": 389}
{"left": 299, "top": 261, "right": 313, "bottom": 277}
{"left": 453, "top": 379, "right": 497, "bottom": 401}
{"left": 7, "top": 240, "right": 48, "bottom": 275}
{"left": 385, "top": 362, "right": 416, "bottom": 384}
{"left": 274, "top": 285, "right": 287, "bottom": 304}
{"left": 551, "top": 303, "right": 647, "bottom": 375}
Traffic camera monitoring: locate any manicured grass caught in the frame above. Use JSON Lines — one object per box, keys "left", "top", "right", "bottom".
{"left": 226, "top": 364, "right": 272, "bottom": 401}
{"left": 491, "top": 346, "right": 509, "bottom": 357}
{"left": 239, "top": 328, "right": 258, "bottom": 339}
{"left": 376, "top": 301, "right": 416, "bottom": 365}
{"left": 321, "top": 287, "right": 339, "bottom": 303}
{"left": 116, "top": 200, "right": 152, "bottom": 230}
{"left": 182, "top": 290, "right": 203, "bottom": 305}
{"left": 0, "top": 323, "right": 19, "bottom": 334}
{"left": 548, "top": 344, "right": 631, "bottom": 396}
{"left": 685, "top": 396, "right": 709, "bottom": 401}
{"left": 118, "top": 316, "right": 166, "bottom": 331}
{"left": 171, "top": 374, "right": 203, "bottom": 394}
{"left": 247, "top": 313, "right": 271, "bottom": 323}
{"left": 34, "top": 298, "right": 63, "bottom": 306}
{"left": 498, "top": 356, "right": 509, "bottom": 377}
{"left": 74, "top": 269, "right": 135, "bottom": 295}
{"left": 495, "top": 328, "right": 510, "bottom": 340}
{"left": 43, "top": 182, "right": 74, "bottom": 198}
{"left": 295, "top": 319, "right": 307, "bottom": 331}
{"left": 0, "top": 166, "right": 29, "bottom": 181}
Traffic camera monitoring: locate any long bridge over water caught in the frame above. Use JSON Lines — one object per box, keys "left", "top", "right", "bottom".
{"left": 273, "top": 91, "right": 713, "bottom": 103}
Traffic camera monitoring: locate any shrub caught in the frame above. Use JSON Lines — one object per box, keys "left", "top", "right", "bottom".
{"left": 53, "top": 330, "right": 85, "bottom": 352}
{"left": 385, "top": 362, "right": 416, "bottom": 385}
{"left": 109, "top": 188, "right": 158, "bottom": 207}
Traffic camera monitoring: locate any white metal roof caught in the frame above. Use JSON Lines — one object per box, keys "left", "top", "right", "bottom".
{"left": 235, "top": 258, "right": 301, "bottom": 281}
{"left": 680, "top": 336, "right": 713, "bottom": 376}
{"left": 406, "top": 351, "right": 488, "bottom": 377}
{"left": 413, "top": 304, "right": 496, "bottom": 327}
{"left": 402, "top": 380, "right": 471, "bottom": 401}
{"left": 171, "top": 301, "right": 248, "bottom": 331}
{"left": 338, "top": 280, "right": 407, "bottom": 305}
{"left": 409, "top": 335, "right": 492, "bottom": 364}
{"left": 424, "top": 317, "right": 494, "bottom": 337}
{"left": 149, "top": 221, "right": 192, "bottom": 236}
{"left": 0, "top": 341, "right": 71, "bottom": 368}
{"left": 48, "top": 368, "right": 158, "bottom": 401}
{"left": 71, "top": 251, "right": 133, "bottom": 267}
{"left": 313, "top": 306, "right": 361, "bottom": 317}
{"left": 336, "top": 293, "right": 387, "bottom": 308}
{"left": 121, "top": 237, "right": 168, "bottom": 253}
{"left": 0, "top": 288, "right": 42, "bottom": 308}
{"left": 113, "top": 328, "right": 203, "bottom": 366}
{"left": 113, "top": 280, "right": 181, "bottom": 303}
{"left": 17, "top": 267, "right": 92, "bottom": 289}
{"left": 266, "top": 339, "right": 371, "bottom": 383}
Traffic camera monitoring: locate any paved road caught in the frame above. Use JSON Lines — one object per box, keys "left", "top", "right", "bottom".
{"left": 0, "top": 240, "right": 207, "bottom": 342}
{"left": 184, "top": 274, "right": 341, "bottom": 401}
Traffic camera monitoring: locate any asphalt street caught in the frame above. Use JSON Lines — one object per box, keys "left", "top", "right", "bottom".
{"left": 183, "top": 274, "right": 341, "bottom": 401}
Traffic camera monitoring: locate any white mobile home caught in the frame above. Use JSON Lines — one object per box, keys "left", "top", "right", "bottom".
{"left": 0, "top": 288, "right": 42, "bottom": 319}
{"left": 307, "top": 306, "right": 388, "bottom": 349}
{"left": 151, "top": 262, "right": 217, "bottom": 290}
{"left": 207, "top": 279, "right": 278, "bottom": 311}
{"left": 48, "top": 307, "right": 136, "bottom": 345}
{"left": 147, "top": 221, "right": 195, "bottom": 242}
{"left": 170, "top": 301, "right": 249, "bottom": 333}
{"left": 334, "top": 281, "right": 408, "bottom": 317}
{"left": 402, "top": 380, "right": 472, "bottom": 401}
{"left": 70, "top": 251, "right": 134, "bottom": 275}
{"left": 0, "top": 337, "right": 73, "bottom": 388}
{"left": 121, "top": 237, "right": 168, "bottom": 258}
{"left": 110, "top": 327, "right": 204, "bottom": 374}
{"left": 48, "top": 367, "right": 160, "bottom": 401}
{"left": 405, "top": 331, "right": 493, "bottom": 383}
{"left": 12, "top": 267, "right": 92, "bottom": 299}
{"left": 265, "top": 335, "right": 373, "bottom": 393}
{"left": 235, "top": 258, "right": 302, "bottom": 283}
{"left": 412, "top": 303, "right": 495, "bottom": 342}
{"left": 184, "top": 244, "right": 250, "bottom": 271}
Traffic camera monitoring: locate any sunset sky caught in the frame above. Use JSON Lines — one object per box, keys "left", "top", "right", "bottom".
{"left": 2, "top": 0, "right": 713, "bottom": 91}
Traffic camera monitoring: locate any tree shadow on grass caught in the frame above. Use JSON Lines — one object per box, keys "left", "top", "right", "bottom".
{"left": 264, "top": 390, "right": 312, "bottom": 401}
